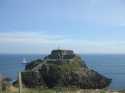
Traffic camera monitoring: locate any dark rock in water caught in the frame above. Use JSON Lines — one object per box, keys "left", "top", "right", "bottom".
{"left": 22, "top": 49, "right": 111, "bottom": 89}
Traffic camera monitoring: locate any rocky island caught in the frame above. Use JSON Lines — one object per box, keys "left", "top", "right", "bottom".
{"left": 21, "top": 49, "right": 111, "bottom": 89}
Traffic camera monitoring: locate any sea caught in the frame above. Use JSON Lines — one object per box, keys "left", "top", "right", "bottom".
{"left": 0, "top": 54, "right": 125, "bottom": 90}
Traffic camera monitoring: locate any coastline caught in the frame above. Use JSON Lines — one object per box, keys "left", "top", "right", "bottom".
{"left": 1, "top": 54, "right": 125, "bottom": 90}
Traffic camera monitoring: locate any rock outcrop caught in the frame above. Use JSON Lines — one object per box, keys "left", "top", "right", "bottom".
{"left": 22, "top": 49, "right": 111, "bottom": 89}
{"left": 0, "top": 74, "right": 11, "bottom": 91}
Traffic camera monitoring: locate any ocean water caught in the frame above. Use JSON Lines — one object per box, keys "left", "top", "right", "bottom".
{"left": 0, "top": 54, "right": 125, "bottom": 90}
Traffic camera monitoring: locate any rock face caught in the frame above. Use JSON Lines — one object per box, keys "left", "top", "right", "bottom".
{"left": 22, "top": 49, "right": 111, "bottom": 89}
{"left": 0, "top": 74, "right": 11, "bottom": 90}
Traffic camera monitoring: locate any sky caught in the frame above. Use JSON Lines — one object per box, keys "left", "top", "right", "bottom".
{"left": 1, "top": 0, "right": 125, "bottom": 54}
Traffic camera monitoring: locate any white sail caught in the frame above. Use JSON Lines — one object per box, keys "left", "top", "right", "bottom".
{"left": 21, "top": 58, "right": 27, "bottom": 64}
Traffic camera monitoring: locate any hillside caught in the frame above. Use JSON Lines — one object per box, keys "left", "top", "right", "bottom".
{"left": 21, "top": 49, "right": 111, "bottom": 89}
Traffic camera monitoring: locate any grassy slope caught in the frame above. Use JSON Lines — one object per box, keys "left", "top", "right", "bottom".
{"left": 2, "top": 88, "right": 122, "bottom": 93}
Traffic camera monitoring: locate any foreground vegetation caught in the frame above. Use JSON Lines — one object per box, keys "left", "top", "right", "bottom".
{"left": 2, "top": 87, "right": 123, "bottom": 93}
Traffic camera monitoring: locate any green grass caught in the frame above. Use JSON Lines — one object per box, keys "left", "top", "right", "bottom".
{"left": 22, "top": 88, "right": 55, "bottom": 93}
{"left": 2, "top": 88, "right": 121, "bottom": 93}
{"left": 2, "top": 88, "right": 55, "bottom": 93}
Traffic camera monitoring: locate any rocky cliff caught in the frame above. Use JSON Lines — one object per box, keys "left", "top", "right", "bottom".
{"left": 22, "top": 49, "right": 111, "bottom": 89}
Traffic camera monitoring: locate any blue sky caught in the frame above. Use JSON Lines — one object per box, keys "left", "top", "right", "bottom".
{"left": 1, "top": 0, "right": 125, "bottom": 54}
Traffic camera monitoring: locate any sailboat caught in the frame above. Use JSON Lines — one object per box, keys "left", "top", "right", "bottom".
{"left": 21, "top": 58, "right": 28, "bottom": 64}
